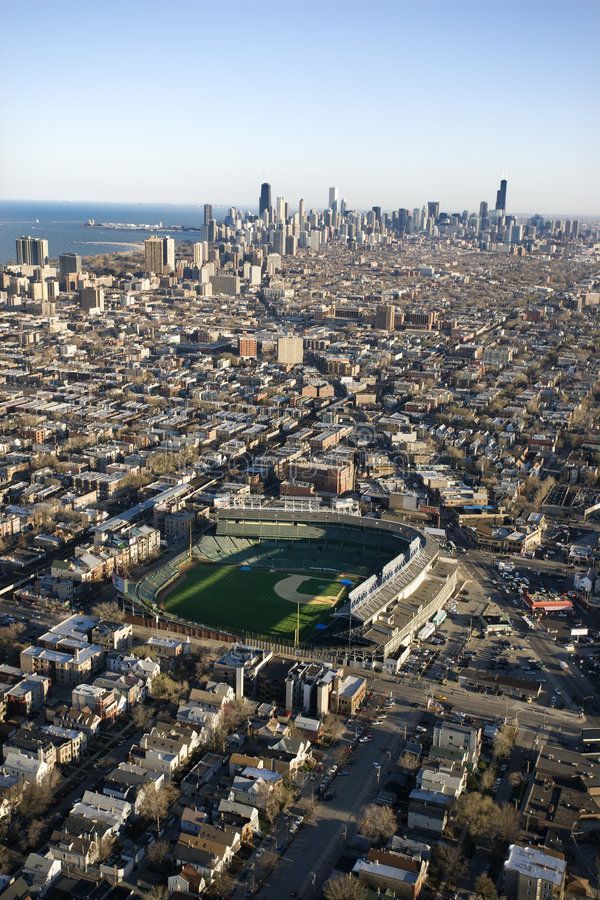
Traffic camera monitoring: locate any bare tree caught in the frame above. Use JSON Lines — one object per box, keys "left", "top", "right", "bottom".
{"left": 91, "top": 601, "right": 125, "bottom": 623}
{"left": 25, "top": 818, "right": 45, "bottom": 849}
{"left": 139, "top": 783, "right": 179, "bottom": 835}
{"left": 453, "top": 792, "right": 496, "bottom": 839}
{"left": 332, "top": 745, "right": 352, "bottom": 768}
{"left": 398, "top": 751, "right": 421, "bottom": 771}
{"left": 146, "top": 838, "right": 170, "bottom": 870}
{"left": 323, "top": 873, "right": 368, "bottom": 900}
{"left": 493, "top": 725, "right": 517, "bottom": 760}
{"left": 480, "top": 767, "right": 496, "bottom": 792}
{"left": 257, "top": 848, "right": 278, "bottom": 873}
{"left": 193, "top": 647, "right": 219, "bottom": 680}
{"left": 205, "top": 871, "right": 235, "bottom": 898}
{"left": 491, "top": 803, "right": 520, "bottom": 845}
{"left": 321, "top": 714, "right": 345, "bottom": 744}
{"left": 474, "top": 874, "right": 499, "bottom": 899}
{"left": 150, "top": 674, "right": 181, "bottom": 702}
{"left": 142, "top": 887, "right": 170, "bottom": 900}
{"left": 431, "top": 842, "right": 467, "bottom": 889}
{"left": 508, "top": 771, "right": 523, "bottom": 789}
{"left": 132, "top": 704, "right": 153, "bottom": 730}
{"left": 358, "top": 803, "right": 396, "bottom": 845}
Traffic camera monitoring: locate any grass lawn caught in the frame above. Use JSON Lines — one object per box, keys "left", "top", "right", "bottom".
{"left": 160, "top": 564, "right": 349, "bottom": 640}
{"left": 294, "top": 577, "right": 345, "bottom": 600}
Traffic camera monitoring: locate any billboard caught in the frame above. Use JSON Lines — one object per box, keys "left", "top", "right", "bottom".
{"left": 112, "top": 574, "right": 128, "bottom": 595}
{"left": 570, "top": 628, "right": 588, "bottom": 637}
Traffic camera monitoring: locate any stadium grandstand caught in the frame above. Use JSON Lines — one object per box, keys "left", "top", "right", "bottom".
{"left": 210, "top": 507, "right": 458, "bottom": 655}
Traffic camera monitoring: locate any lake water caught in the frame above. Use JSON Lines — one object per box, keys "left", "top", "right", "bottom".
{"left": 0, "top": 200, "right": 231, "bottom": 263}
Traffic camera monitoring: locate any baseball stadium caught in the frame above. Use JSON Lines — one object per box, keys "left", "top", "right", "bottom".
{"left": 130, "top": 506, "right": 459, "bottom": 654}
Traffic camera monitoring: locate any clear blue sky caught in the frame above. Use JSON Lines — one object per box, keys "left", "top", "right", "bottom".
{"left": 1, "top": 0, "right": 598, "bottom": 214}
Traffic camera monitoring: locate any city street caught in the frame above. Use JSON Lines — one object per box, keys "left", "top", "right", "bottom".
{"left": 251, "top": 702, "right": 421, "bottom": 899}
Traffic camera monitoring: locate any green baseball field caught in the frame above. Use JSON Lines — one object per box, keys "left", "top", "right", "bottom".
{"left": 160, "top": 563, "right": 356, "bottom": 640}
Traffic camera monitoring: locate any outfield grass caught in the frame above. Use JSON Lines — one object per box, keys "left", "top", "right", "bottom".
{"left": 160, "top": 564, "right": 350, "bottom": 640}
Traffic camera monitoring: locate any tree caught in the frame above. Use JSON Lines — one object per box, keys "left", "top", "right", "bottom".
{"left": 332, "top": 744, "right": 352, "bottom": 768}
{"left": 321, "top": 714, "right": 345, "bottom": 744}
{"left": 146, "top": 838, "right": 170, "bottom": 871}
{"left": 480, "top": 767, "right": 496, "bottom": 793}
{"left": 358, "top": 803, "right": 396, "bottom": 845}
{"left": 398, "top": 751, "right": 421, "bottom": 771}
{"left": 453, "top": 792, "right": 496, "bottom": 839}
{"left": 91, "top": 601, "right": 125, "bottom": 623}
{"left": 20, "top": 770, "right": 62, "bottom": 822}
{"left": 493, "top": 725, "right": 517, "bottom": 760}
{"left": 508, "top": 771, "right": 523, "bottom": 789}
{"left": 132, "top": 703, "right": 153, "bottom": 730}
{"left": 474, "top": 873, "right": 499, "bottom": 899}
{"left": 25, "top": 818, "right": 45, "bottom": 849}
{"left": 263, "top": 788, "right": 283, "bottom": 826}
{"left": 205, "top": 871, "right": 235, "bottom": 898}
{"left": 193, "top": 646, "right": 219, "bottom": 680}
{"left": 150, "top": 674, "right": 181, "bottom": 702}
{"left": 139, "top": 783, "right": 179, "bottom": 835}
{"left": 491, "top": 803, "right": 520, "bottom": 845}
{"left": 142, "top": 887, "right": 169, "bottom": 900}
{"left": 0, "top": 622, "right": 26, "bottom": 657}
{"left": 221, "top": 698, "right": 248, "bottom": 734}
{"left": 431, "top": 842, "right": 467, "bottom": 889}
{"left": 323, "top": 873, "right": 368, "bottom": 900}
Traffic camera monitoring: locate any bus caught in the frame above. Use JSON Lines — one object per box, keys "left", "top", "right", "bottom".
{"left": 523, "top": 616, "right": 535, "bottom": 630}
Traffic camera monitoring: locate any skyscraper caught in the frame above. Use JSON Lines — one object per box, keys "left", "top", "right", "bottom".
{"left": 495, "top": 179, "right": 508, "bottom": 212}
{"left": 328, "top": 186, "right": 339, "bottom": 212}
{"left": 192, "top": 242, "right": 206, "bottom": 267}
{"left": 427, "top": 202, "right": 440, "bottom": 221}
{"left": 16, "top": 236, "right": 49, "bottom": 267}
{"left": 259, "top": 182, "right": 272, "bottom": 216}
{"left": 59, "top": 252, "right": 82, "bottom": 277}
{"left": 144, "top": 236, "right": 175, "bottom": 274}
{"left": 203, "top": 204, "right": 213, "bottom": 226}
{"left": 276, "top": 197, "right": 287, "bottom": 224}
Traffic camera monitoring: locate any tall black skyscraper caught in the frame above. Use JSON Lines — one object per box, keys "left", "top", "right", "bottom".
{"left": 204, "top": 204, "right": 213, "bottom": 226}
{"left": 495, "top": 179, "right": 507, "bottom": 212}
{"left": 259, "top": 182, "right": 272, "bottom": 216}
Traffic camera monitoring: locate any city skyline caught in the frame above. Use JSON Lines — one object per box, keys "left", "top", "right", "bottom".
{"left": 1, "top": 0, "right": 598, "bottom": 214}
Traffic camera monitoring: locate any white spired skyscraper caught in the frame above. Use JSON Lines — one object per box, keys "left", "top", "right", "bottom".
{"left": 328, "top": 186, "right": 339, "bottom": 213}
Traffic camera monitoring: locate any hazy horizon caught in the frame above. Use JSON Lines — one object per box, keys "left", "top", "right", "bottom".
{"left": 0, "top": 198, "right": 598, "bottom": 220}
